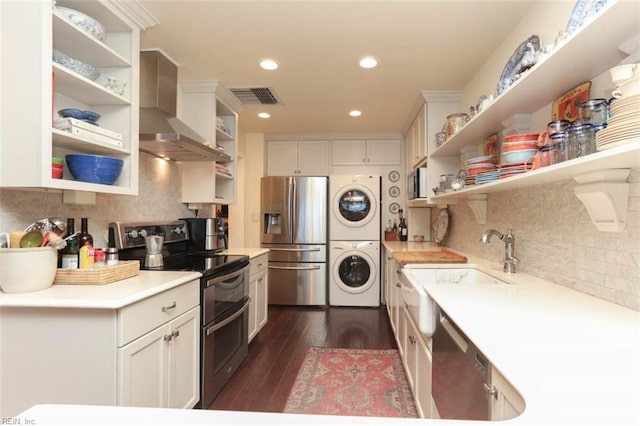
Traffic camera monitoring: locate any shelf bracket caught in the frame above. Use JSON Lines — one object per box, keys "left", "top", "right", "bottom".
{"left": 467, "top": 194, "right": 488, "bottom": 224}
{"left": 573, "top": 169, "right": 630, "bottom": 232}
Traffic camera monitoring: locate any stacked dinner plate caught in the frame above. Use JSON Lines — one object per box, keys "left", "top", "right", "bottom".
{"left": 596, "top": 94, "right": 640, "bottom": 151}
{"left": 465, "top": 155, "right": 498, "bottom": 186}
{"left": 498, "top": 162, "right": 530, "bottom": 179}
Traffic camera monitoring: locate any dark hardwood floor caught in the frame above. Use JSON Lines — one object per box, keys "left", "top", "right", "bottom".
{"left": 207, "top": 304, "right": 396, "bottom": 412}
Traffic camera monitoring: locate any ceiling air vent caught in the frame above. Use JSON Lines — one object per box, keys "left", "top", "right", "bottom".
{"left": 229, "top": 87, "right": 281, "bottom": 105}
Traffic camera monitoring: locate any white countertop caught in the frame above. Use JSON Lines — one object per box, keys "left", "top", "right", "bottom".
{"left": 222, "top": 247, "right": 269, "bottom": 259}
{"left": 402, "top": 254, "right": 640, "bottom": 425}
{"left": 0, "top": 270, "right": 202, "bottom": 309}
{"left": 10, "top": 245, "right": 640, "bottom": 425}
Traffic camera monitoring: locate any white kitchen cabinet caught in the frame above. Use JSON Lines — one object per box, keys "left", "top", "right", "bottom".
{"left": 180, "top": 81, "right": 243, "bottom": 204}
{"left": 404, "top": 92, "right": 461, "bottom": 206}
{"left": 0, "top": 0, "right": 145, "bottom": 195}
{"left": 0, "top": 279, "right": 200, "bottom": 417}
{"left": 266, "top": 139, "right": 329, "bottom": 176}
{"left": 402, "top": 308, "right": 433, "bottom": 419}
{"left": 383, "top": 247, "right": 402, "bottom": 337}
{"left": 405, "top": 103, "right": 426, "bottom": 173}
{"left": 491, "top": 367, "right": 525, "bottom": 421}
{"left": 425, "top": 2, "right": 640, "bottom": 220}
{"left": 118, "top": 306, "right": 199, "bottom": 409}
{"left": 248, "top": 253, "right": 268, "bottom": 342}
{"left": 331, "top": 138, "right": 401, "bottom": 166}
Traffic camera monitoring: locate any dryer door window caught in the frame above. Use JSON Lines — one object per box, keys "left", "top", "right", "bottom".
{"left": 338, "top": 254, "right": 371, "bottom": 289}
{"left": 333, "top": 185, "right": 377, "bottom": 227}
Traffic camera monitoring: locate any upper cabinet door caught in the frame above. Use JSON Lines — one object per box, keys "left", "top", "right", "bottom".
{"left": 267, "top": 140, "right": 300, "bottom": 176}
{"left": 331, "top": 139, "right": 367, "bottom": 165}
{"left": 297, "top": 140, "right": 329, "bottom": 176}
{"left": 366, "top": 139, "right": 402, "bottom": 165}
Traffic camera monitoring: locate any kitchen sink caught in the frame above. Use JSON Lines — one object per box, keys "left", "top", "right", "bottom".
{"left": 400, "top": 268, "right": 507, "bottom": 337}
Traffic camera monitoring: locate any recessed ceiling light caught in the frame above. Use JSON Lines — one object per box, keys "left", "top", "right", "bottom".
{"left": 260, "top": 59, "right": 279, "bottom": 70}
{"left": 349, "top": 110, "right": 362, "bottom": 117}
{"left": 258, "top": 112, "right": 271, "bottom": 119}
{"left": 359, "top": 56, "right": 378, "bottom": 69}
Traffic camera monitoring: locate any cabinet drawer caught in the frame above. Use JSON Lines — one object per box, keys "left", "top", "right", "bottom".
{"left": 118, "top": 280, "right": 199, "bottom": 346}
{"left": 250, "top": 254, "right": 268, "bottom": 276}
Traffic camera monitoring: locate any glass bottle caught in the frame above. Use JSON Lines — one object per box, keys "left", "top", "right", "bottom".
{"left": 392, "top": 219, "right": 398, "bottom": 240}
{"left": 60, "top": 218, "right": 79, "bottom": 269}
{"left": 78, "top": 217, "right": 95, "bottom": 269}
{"left": 398, "top": 209, "right": 408, "bottom": 241}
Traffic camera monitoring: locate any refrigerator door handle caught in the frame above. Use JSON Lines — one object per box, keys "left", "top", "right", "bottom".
{"left": 268, "top": 247, "right": 321, "bottom": 252}
{"left": 268, "top": 265, "right": 322, "bottom": 271}
{"left": 290, "top": 177, "right": 297, "bottom": 242}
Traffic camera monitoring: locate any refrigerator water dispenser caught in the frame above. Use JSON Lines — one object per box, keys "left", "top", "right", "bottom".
{"left": 265, "top": 213, "right": 282, "bottom": 234}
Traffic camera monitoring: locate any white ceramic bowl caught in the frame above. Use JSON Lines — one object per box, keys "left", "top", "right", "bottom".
{"left": 57, "top": 7, "right": 106, "bottom": 41}
{"left": 612, "top": 74, "right": 640, "bottom": 98}
{"left": 0, "top": 247, "right": 57, "bottom": 293}
{"left": 609, "top": 63, "right": 638, "bottom": 85}
{"left": 53, "top": 49, "right": 100, "bottom": 81}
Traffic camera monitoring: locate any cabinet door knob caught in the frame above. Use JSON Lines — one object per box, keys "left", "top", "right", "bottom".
{"left": 172, "top": 330, "right": 180, "bottom": 339}
{"left": 164, "top": 334, "right": 173, "bottom": 342}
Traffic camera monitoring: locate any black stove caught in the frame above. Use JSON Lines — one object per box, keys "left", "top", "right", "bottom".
{"left": 108, "top": 220, "right": 249, "bottom": 277}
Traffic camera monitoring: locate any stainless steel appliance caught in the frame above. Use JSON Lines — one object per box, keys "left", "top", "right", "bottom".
{"left": 408, "top": 167, "right": 428, "bottom": 199}
{"left": 432, "top": 304, "right": 493, "bottom": 420}
{"left": 144, "top": 235, "right": 164, "bottom": 269}
{"left": 109, "top": 220, "right": 250, "bottom": 409}
{"left": 261, "top": 176, "right": 328, "bottom": 305}
{"left": 181, "top": 217, "right": 227, "bottom": 251}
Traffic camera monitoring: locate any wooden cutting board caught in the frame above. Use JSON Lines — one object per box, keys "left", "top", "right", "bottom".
{"left": 393, "top": 249, "right": 467, "bottom": 265}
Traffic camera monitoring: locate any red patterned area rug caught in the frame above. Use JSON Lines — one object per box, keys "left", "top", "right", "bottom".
{"left": 284, "top": 347, "right": 417, "bottom": 418}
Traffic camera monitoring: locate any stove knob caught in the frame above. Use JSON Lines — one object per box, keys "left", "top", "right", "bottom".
{"left": 139, "top": 229, "right": 148, "bottom": 238}
{"left": 172, "top": 226, "right": 184, "bottom": 234}
{"left": 127, "top": 229, "right": 139, "bottom": 239}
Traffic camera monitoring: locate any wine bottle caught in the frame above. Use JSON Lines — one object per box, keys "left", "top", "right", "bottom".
{"left": 399, "top": 209, "right": 408, "bottom": 241}
{"left": 60, "top": 218, "right": 79, "bottom": 269}
{"left": 78, "top": 217, "right": 95, "bottom": 269}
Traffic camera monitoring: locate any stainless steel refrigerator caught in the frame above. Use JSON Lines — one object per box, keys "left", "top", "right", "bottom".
{"left": 261, "top": 176, "right": 327, "bottom": 305}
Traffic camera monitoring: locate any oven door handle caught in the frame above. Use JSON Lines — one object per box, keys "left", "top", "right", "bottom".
{"left": 440, "top": 314, "right": 469, "bottom": 353}
{"left": 205, "top": 298, "right": 251, "bottom": 336}
{"left": 268, "top": 265, "right": 321, "bottom": 271}
{"left": 205, "top": 267, "right": 246, "bottom": 288}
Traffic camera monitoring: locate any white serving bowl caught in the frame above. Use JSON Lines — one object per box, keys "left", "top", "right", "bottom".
{"left": 56, "top": 7, "right": 106, "bottom": 41}
{"left": 0, "top": 247, "right": 57, "bottom": 293}
{"left": 612, "top": 74, "right": 640, "bottom": 98}
{"left": 609, "top": 63, "right": 638, "bottom": 85}
{"left": 53, "top": 49, "right": 100, "bottom": 81}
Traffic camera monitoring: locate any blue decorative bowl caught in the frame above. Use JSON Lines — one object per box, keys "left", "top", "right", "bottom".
{"left": 66, "top": 154, "right": 123, "bottom": 185}
{"left": 58, "top": 108, "right": 101, "bottom": 122}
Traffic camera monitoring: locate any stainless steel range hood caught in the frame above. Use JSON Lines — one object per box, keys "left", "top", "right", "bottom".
{"left": 139, "top": 50, "right": 230, "bottom": 162}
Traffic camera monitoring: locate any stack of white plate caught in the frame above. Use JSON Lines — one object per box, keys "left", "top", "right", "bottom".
{"left": 596, "top": 94, "right": 640, "bottom": 151}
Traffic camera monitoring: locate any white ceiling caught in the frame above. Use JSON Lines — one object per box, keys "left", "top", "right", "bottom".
{"left": 139, "top": 1, "right": 537, "bottom": 136}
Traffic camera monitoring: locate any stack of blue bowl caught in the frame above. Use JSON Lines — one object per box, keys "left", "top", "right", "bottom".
{"left": 66, "top": 154, "right": 123, "bottom": 185}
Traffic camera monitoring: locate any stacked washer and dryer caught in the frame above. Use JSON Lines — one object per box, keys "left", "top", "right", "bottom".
{"left": 328, "top": 175, "right": 381, "bottom": 307}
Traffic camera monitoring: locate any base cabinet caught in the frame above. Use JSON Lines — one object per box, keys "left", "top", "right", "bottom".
{"left": 402, "top": 308, "right": 433, "bottom": 418}
{"left": 491, "top": 367, "right": 525, "bottom": 421}
{"left": 0, "top": 280, "right": 200, "bottom": 418}
{"left": 248, "top": 253, "right": 269, "bottom": 342}
{"left": 118, "top": 306, "right": 200, "bottom": 409}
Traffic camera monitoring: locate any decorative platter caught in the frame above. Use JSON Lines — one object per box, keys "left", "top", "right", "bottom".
{"left": 388, "top": 186, "right": 400, "bottom": 198}
{"left": 552, "top": 81, "right": 591, "bottom": 121}
{"left": 497, "top": 35, "right": 541, "bottom": 95}
{"left": 565, "top": 0, "right": 609, "bottom": 35}
{"left": 388, "top": 170, "right": 400, "bottom": 182}
{"left": 432, "top": 209, "right": 449, "bottom": 245}
{"left": 389, "top": 202, "right": 400, "bottom": 214}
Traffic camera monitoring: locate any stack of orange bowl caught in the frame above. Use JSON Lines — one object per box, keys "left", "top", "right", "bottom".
{"left": 52, "top": 157, "right": 63, "bottom": 179}
{"left": 501, "top": 133, "right": 539, "bottom": 165}
{"left": 465, "top": 155, "right": 496, "bottom": 176}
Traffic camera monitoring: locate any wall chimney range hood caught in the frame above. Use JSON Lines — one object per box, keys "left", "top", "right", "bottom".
{"left": 139, "top": 50, "right": 230, "bottom": 162}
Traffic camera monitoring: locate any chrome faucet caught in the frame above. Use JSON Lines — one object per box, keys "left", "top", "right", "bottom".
{"left": 481, "top": 228, "right": 518, "bottom": 273}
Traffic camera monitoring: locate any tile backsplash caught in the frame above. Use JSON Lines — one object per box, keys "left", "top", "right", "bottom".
{"left": 444, "top": 169, "right": 640, "bottom": 311}
{"left": 0, "top": 153, "right": 194, "bottom": 248}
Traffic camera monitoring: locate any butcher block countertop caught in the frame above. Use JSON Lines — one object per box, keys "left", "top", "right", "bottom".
{"left": 392, "top": 248, "right": 467, "bottom": 265}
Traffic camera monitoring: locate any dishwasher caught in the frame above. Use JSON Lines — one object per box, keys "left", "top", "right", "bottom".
{"left": 431, "top": 303, "right": 493, "bottom": 420}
